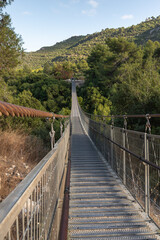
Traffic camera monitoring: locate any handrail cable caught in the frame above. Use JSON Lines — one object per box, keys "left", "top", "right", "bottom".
{"left": 0, "top": 101, "right": 69, "bottom": 118}
{"left": 81, "top": 108, "right": 160, "bottom": 119}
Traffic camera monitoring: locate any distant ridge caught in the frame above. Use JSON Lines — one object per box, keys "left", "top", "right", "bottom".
{"left": 38, "top": 36, "right": 85, "bottom": 52}
{"left": 21, "top": 15, "right": 160, "bottom": 69}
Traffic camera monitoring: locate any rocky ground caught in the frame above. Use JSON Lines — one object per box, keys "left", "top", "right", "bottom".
{"left": 0, "top": 157, "right": 36, "bottom": 202}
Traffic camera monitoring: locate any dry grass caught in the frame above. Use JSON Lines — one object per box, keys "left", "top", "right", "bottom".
{"left": 0, "top": 130, "right": 49, "bottom": 201}
{"left": 0, "top": 130, "right": 49, "bottom": 163}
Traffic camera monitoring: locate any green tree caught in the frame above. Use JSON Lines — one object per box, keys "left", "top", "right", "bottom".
{"left": 0, "top": 14, "right": 23, "bottom": 75}
{"left": 23, "top": 64, "right": 32, "bottom": 74}
{"left": 86, "top": 44, "right": 110, "bottom": 86}
{"left": 43, "top": 62, "right": 52, "bottom": 75}
{"left": 80, "top": 87, "right": 111, "bottom": 116}
{"left": 82, "top": 37, "right": 160, "bottom": 120}
{"left": 0, "top": 0, "right": 13, "bottom": 9}
{"left": 0, "top": 79, "right": 13, "bottom": 102}
{"left": 0, "top": 0, "right": 23, "bottom": 75}
{"left": 15, "top": 90, "right": 45, "bottom": 110}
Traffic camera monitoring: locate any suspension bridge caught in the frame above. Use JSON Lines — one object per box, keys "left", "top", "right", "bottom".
{"left": 0, "top": 81, "right": 160, "bottom": 239}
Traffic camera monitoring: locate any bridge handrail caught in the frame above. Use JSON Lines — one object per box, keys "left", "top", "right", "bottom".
{"left": 88, "top": 122, "right": 160, "bottom": 170}
{"left": 0, "top": 100, "right": 69, "bottom": 118}
{"left": 81, "top": 108, "right": 160, "bottom": 119}
{"left": 0, "top": 121, "right": 70, "bottom": 240}
{"left": 80, "top": 106, "right": 160, "bottom": 166}
{"left": 78, "top": 103, "right": 160, "bottom": 228}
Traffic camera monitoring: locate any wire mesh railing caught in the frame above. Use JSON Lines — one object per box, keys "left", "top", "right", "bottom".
{"left": 79, "top": 106, "right": 160, "bottom": 228}
{"left": 0, "top": 122, "right": 70, "bottom": 240}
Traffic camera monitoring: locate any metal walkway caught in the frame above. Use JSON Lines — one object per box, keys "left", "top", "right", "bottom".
{"left": 68, "top": 83, "right": 159, "bottom": 240}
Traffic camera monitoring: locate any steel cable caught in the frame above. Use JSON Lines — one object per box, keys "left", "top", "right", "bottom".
{"left": 0, "top": 101, "right": 69, "bottom": 118}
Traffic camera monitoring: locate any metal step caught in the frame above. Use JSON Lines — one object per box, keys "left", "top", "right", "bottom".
{"left": 70, "top": 203, "right": 132, "bottom": 208}
{"left": 70, "top": 172, "right": 112, "bottom": 177}
{"left": 70, "top": 177, "right": 117, "bottom": 182}
{"left": 69, "top": 235, "right": 157, "bottom": 240}
{"left": 69, "top": 222, "right": 148, "bottom": 231}
{"left": 69, "top": 229, "right": 155, "bottom": 238}
{"left": 70, "top": 184, "right": 116, "bottom": 187}
{"left": 70, "top": 189, "right": 122, "bottom": 194}
{"left": 69, "top": 199, "right": 134, "bottom": 205}
{"left": 69, "top": 217, "right": 147, "bottom": 225}
{"left": 70, "top": 196, "right": 128, "bottom": 202}
{"left": 70, "top": 211, "right": 139, "bottom": 218}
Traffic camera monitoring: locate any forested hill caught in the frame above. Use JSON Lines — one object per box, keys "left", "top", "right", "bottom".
{"left": 38, "top": 35, "right": 85, "bottom": 52}
{"left": 21, "top": 15, "right": 160, "bottom": 69}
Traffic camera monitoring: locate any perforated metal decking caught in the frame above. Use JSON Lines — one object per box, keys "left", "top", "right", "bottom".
{"left": 68, "top": 83, "right": 159, "bottom": 240}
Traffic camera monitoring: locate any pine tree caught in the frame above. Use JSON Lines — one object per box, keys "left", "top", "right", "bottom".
{"left": 0, "top": 0, "right": 13, "bottom": 10}
{"left": 0, "top": 0, "right": 23, "bottom": 75}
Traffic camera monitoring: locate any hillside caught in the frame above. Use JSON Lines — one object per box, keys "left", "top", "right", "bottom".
{"left": 20, "top": 15, "right": 160, "bottom": 69}
{"left": 38, "top": 35, "right": 85, "bottom": 52}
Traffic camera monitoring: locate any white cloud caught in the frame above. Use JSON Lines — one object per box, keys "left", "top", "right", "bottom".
{"left": 82, "top": 0, "right": 98, "bottom": 17}
{"left": 82, "top": 8, "right": 97, "bottom": 16}
{"left": 121, "top": 14, "right": 134, "bottom": 20}
{"left": 22, "top": 11, "right": 31, "bottom": 15}
{"left": 88, "top": 0, "right": 98, "bottom": 8}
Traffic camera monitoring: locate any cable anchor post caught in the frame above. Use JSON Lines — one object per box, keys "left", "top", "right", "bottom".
{"left": 144, "top": 114, "right": 151, "bottom": 215}
{"left": 145, "top": 114, "right": 151, "bottom": 134}
{"left": 49, "top": 114, "right": 55, "bottom": 150}
{"left": 60, "top": 118, "right": 63, "bottom": 137}
{"left": 102, "top": 116, "right": 106, "bottom": 129}
{"left": 111, "top": 116, "right": 114, "bottom": 128}
{"left": 102, "top": 116, "right": 105, "bottom": 123}
{"left": 123, "top": 115, "right": 127, "bottom": 130}
{"left": 110, "top": 116, "right": 114, "bottom": 168}
{"left": 64, "top": 118, "right": 68, "bottom": 129}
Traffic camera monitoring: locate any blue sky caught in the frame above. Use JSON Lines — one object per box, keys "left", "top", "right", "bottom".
{"left": 5, "top": 0, "right": 160, "bottom": 52}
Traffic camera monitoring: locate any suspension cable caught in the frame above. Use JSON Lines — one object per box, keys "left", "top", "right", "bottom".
{"left": 0, "top": 101, "right": 69, "bottom": 119}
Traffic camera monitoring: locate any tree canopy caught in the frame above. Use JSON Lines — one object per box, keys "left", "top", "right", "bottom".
{"left": 0, "top": 0, "right": 23, "bottom": 75}
{"left": 78, "top": 37, "right": 160, "bottom": 132}
{"left": 0, "top": 0, "right": 13, "bottom": 10}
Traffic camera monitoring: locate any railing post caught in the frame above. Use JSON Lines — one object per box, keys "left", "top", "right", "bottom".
{"left": 144, "top": 133, "right": 150, "bottom": 215}
{"left": 123, "top": 128, "right": 126, "bottom": 185}
{"left": 103, "top": 118, "right": 106, "bottom": 157}
{"left": 49, "top": 116, "right": 55, "bottom": 150}
{"left": 123, "top": 115, "right": 127, "bottom": 185}
{"left": 60, "top": 120, "right": 63, "bottom": 137}
{"left": 110, "top": 124, "right": 114, "bottom": 169}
